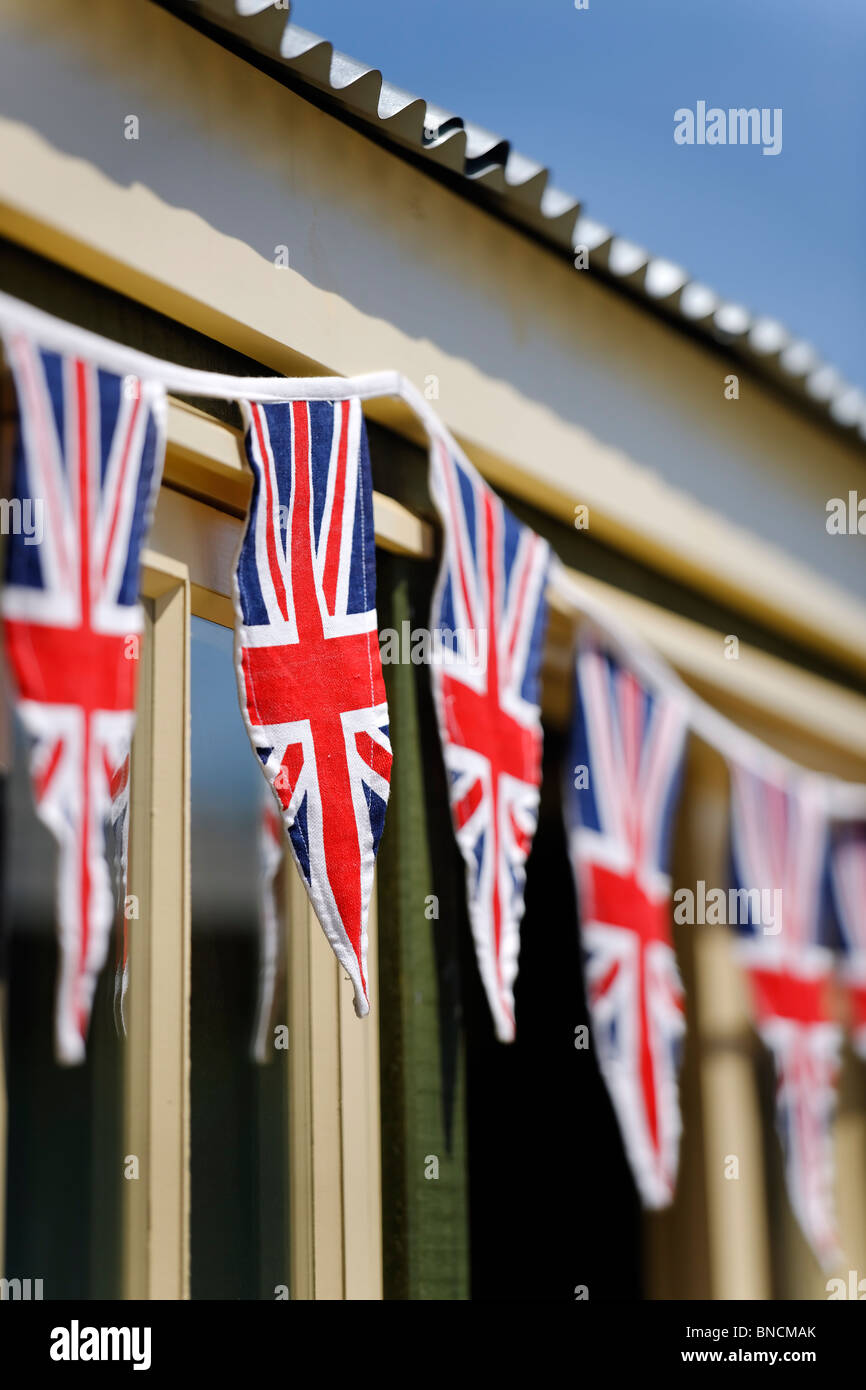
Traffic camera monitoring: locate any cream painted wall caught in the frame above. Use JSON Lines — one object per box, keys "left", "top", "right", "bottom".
{"left": 0, "top": 0, "right": 864, "bottom": 619}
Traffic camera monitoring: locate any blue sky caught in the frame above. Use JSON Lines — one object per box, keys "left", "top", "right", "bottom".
{"left": 296, "top": 0, "right": 866, "bottom": 390}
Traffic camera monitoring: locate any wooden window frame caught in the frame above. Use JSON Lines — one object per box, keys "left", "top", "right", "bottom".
{"left": 123, "top": 554, "right": 192, "bottom": 1299}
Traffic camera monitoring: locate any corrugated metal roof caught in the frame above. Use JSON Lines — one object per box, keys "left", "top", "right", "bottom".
{"left": 163, "top": 0, "right": 866, "bottom": 444}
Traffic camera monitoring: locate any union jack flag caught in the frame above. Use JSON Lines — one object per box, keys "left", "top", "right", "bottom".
{"left": 108, "top": 751, "right": 131, "bottom": 1039}
{"left": 251, "top": 784, "right": 286, "bottom": 1063}
{"left": 565, "top": 636, "right": 688, "bottom": 1208}
{"left": 829, "top": 822, "right": 866, "bottom": 1059}
{"left": 428, "top": 439, "right": 550, "bottom": 1043}
{"left": 234, "top": 398, "right": 391, "bottom": 1018}
{"left": 730, "top": 766, "right": 842, "bottom": 1268}
{"left": 2, "top": 336, "right": 164, "bottom": 1063}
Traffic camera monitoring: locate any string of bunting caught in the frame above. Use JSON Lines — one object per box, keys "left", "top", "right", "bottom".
{"left": 1, "top": 289, "right": 865, "bottom": 1267}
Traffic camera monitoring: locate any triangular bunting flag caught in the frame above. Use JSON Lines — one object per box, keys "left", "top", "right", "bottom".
{"left": 427, "top": 437, "right": 550, "bottom": 1042}
{"left": 729, "top": 765, "right": 842, "bottom": 1268}
{"left": 233, "top": 398, "right": 391, "bottom": 1018}
{"left": 251, "top": 784, "right": 287, "bottom": 1063}
{"left": 108, "top": 751, "right": 131, "bottom": 1039}
{"left": 565, "top": 632, "right": 689, "bottom": 1207}
{"left": 1, "top": 335, "right": 165, "bottom": 1062}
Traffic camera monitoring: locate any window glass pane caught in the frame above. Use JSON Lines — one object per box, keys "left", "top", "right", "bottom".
{"left": 190, "top": 615, "right": 290, "bottom": 1300}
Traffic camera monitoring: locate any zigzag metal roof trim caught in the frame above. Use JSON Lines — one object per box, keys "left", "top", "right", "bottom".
{"left": 166, "top": 0, "right": 866, "bottom": 445}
